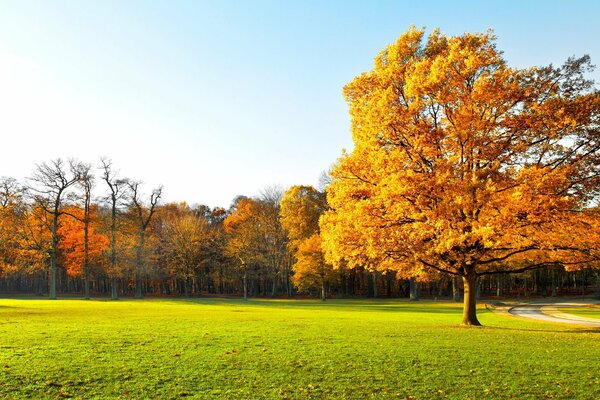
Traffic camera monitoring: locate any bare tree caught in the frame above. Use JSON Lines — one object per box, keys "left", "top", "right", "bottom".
{"left": 100, "top": 158, "right": 129, "bottom": 300}
{"left": 128, "top": 181, "right": 162, "bottom": 299}
{"left": 76, "top": 163, "right": 93, "bottom": 299}
{"left": 28, "top": 159, "right": 83, "bottom": 300}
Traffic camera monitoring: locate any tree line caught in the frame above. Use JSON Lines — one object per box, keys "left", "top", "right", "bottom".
{"left": 0, "top": 158, "right": 597, "bottom": 302}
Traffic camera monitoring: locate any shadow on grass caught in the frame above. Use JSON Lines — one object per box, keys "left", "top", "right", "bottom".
{"left": 175, "top": 297, "right": 468, "bottom": 314}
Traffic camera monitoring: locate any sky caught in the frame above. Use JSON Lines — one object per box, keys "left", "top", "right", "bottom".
{"left": 0, "top": 0, "right": 598, "bottom": 208}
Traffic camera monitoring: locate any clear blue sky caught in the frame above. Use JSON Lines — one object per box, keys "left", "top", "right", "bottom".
{"left": 1, "top": 0, "right": 598, "bottom": 207}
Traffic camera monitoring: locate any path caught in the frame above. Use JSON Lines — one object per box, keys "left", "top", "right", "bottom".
{"left": 508, "top": 301, "right": 600, "bottom": 328}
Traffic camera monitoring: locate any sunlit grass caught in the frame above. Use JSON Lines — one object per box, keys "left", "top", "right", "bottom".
{"left": 559, "top": 306, "right": 600, "bottom": 320}
{"left": 0, "top": 298, "right": 598, "bottom": 399}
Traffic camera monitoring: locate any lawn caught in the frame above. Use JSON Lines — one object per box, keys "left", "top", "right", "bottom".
{"left": 0, "top": 298, "right": 598, "bottom": 399}
{"left": 558, "top": 306, "right": 600, "bottom": 320}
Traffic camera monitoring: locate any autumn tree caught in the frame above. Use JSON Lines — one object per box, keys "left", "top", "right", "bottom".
{"left": 28, "top": 159, "right": 84, "bottom": 299}
{"left": 128, "top": 181, "right": 162, "bottom": 299}
{"left": 224, "top": 197, "right": 262, "bottom": 300}
{"left": 280, "top": 185, "right": 332, "bottom": 300}
{"left": 321, "top": 28, "right": 600, "bottom": 325}
{"left": 76, "top": 163, "right": 94, "bottom": 299}
{"left": 0, "top": 178, "right": 27, "bottom": 276}
{"left": 162, "top": 206, "right": 209, "bottom": 296}
{"left": 56, "top": 205, "right": 108, "bottom": 286}
{"left": 257, "top": 186, "right": 289, "bottom": 296}
{"left": 100, "top": 158, "right": 129, "bottom": 300}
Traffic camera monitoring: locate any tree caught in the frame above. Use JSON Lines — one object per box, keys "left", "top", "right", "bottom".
{"left": 78, "top": 163, "right": 94, "bottom": 299}
{"left": 128, "top": 181, "right": 162, "bottom": 299}
{"left": 280, "top": 185, "right": 332, "bottom": 300}
{"left": 28, "top": 159, "right": 84, "bottom": 299}
{"left": 100, "top": 158, "right": 129, "bottom": 300}
{"left": 224, "top": 197, "right": 262, "bottom": 300}
{"left": 257, "top": 186, "right": 289, "bottom": 297}
{"left": 56, "top": 205, "right": 108, "bottom": 283}
{"left": 0, "top": 177, "right": 27, "bottom": 275}
{"left": 163, "top": 210, "right": 208, "bottom": 296}
{"left": 320, "top": 28, "right": 600, "bottom": 325}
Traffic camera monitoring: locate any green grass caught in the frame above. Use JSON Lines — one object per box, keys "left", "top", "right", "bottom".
{"left": 559, "top": 307, "right": 600, "bottom": 320}
{"left": 0, "top": 298, "right": 598, "bottom": 399}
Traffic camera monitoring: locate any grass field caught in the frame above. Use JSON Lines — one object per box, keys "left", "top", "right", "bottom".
{"left": 0, "top": 298, "right": 598, "bottom": 399}
{"left": 559, "top": 307, "right": 600, "bottom": 320}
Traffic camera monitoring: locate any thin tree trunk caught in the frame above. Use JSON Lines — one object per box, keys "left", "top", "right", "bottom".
{"left": 49, "top": 253, "right": 57, "bottom": 300}
{"left": 243, "top": 270, "right": 248, "bottom": 300}
{"left": 409, "top": 277, "right": 419, "bottom": 301}
{"left": 111, "top": 276, "right": 118, "bottom": 300}
{"left": 452, "top": 277, "right": 460, "bottom": 302}
{"left": 83, "top": 210, "right": 90, "bottom": 300}
{"left": 461, "top": 272, "right": 481, "bottom": 326}
{"left": 372, "top": 271, "right": 377, "bottom": 298}
{"left": 135, "top": 230, "right": 144, "bottom": 299}
{"left": 496, "top": 274, "right": 502, "bottom": 297}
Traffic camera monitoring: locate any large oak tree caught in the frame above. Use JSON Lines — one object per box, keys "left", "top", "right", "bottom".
{"left": 321, "top": 28, "right": 600, "bottom": 325}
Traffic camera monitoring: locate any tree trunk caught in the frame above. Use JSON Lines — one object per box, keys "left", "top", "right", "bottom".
{"left": 135, "top": 231, "right": 144, "bottom": 299}
{"left": 321, "top": 276, "right": 326, "bottom": 301}
{"left": 496, "top": 274, "right": 502, "bottom": 297}
{"left": 452, "top": 277, "right": 460, "bottom": 302}
{"left": 461, "top": 272, "right": 481, "bottom": 326}
{"left": 49, "top": 253, "right": 57, "bottom": 300}
{"left": 409, "top": 277, "right": 419, "bottom": 301}
{"left": 243, "top": 270, "right": 248, "bottom": 301}
{"left": 49, "top": 211, "right": 59, "bottom": 300}
{"left": 83, "top": 213, "right": 90, "bottom": 300}
{"left": 371, "top": 271, "right": 377, "bottom": 298}
{"left": 551, "top": 267, "right": 558, "bottom": 297}
{"left": 111, "top": 276, "right": 118, "bottom": 300}
{"left": 110, "top": 201, "right": 119, "bottom": 300}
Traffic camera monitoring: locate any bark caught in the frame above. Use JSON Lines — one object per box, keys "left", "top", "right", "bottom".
{"left": 49, "top": 252, "right": 57, "bottom": 300}
{"left": 371, "top": 272, "right": 377, "bottom": 298}
{"left": 83, "top": 208, "right": 90, "bottom": 300}
{"left": 134, "top": 230, "right": 144, "bottom": 299}
{"left": 110, "top": 208, "right": 118, "bottom": 300}
{"left": 409, "top": 277, "right": 419, "bottom": 301}
{"left": 321, "top": 276, "right": 326, "bottom": 301}
{"left": 49, "top": 211, "right": 59, "bottom": 300}
{"left": 452, "top": 277, "right": 460, "bottom": 302}
{"left": 243, "top": 270, "right": 248, "bottom": 300}
{"left": 111, "top": 276, "right": 118, "bottom": 300}
{"left": 461, "top": 272, "right": 481, "bottom": 326}
{"left": 496, "top": 274, "right": 502, "bottom": 297}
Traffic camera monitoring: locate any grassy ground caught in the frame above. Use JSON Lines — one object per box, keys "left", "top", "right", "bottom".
{"left": 0, "top": 298, "right": 598, "bottom": 399}
{"left": 558, "top": 306, "right": 600, "bottom": 320}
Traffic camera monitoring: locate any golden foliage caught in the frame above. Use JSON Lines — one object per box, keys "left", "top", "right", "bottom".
{"left": 321, "top": 27, "right": 600, "bottom": 280}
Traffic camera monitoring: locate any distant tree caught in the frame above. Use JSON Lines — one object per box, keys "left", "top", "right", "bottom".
{"left": 77, "top": 163, "right": 94, "bottom": 299}
{"left": 127, "top": 181, "right": 162, "bottom": 299}
{"left": 280, "top": 185, "right": 332, "bottom": 299}
{"left": 224, "top": 198, "right": 262, "bottom": 300}
{"left": 28, "top": 159, "right": 84, "bottom": 299}
{"left": 321, "top": 28, "right": 600, "bottom": 325}
{"left": 257, "top": 186, "right": 289, "bottom": 296}
{"left": 100, "top": 158, "right": 129, "bottom": 300}
{"left": 163, "top": 210, "right": 208, "bottom": 296}
{"left": 0, "top": 177, "right": 26, "bottom": 275}
{"left": 56, "top": 205, "right": 108, "bottom": 282}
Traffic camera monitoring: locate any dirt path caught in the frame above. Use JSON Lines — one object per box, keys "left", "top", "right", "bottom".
{"left": 508, "top": 301, "right": 600, "bottom": 328}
